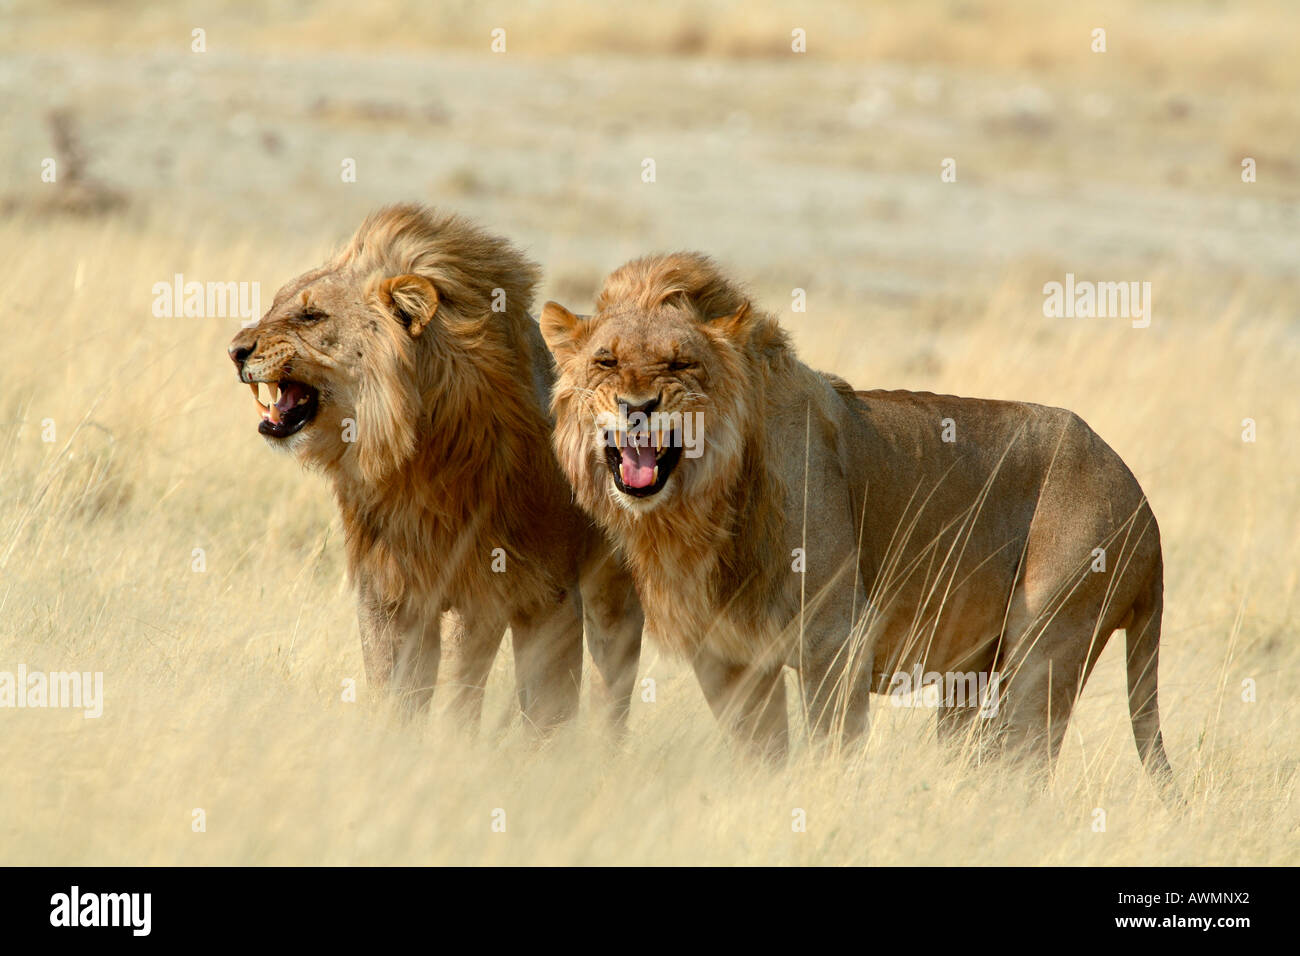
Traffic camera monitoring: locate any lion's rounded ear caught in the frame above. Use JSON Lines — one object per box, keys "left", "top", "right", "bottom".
{"left": 540, "top": 301, "right": 588, "bottom": 364}
{"left": 706, "top": 301, "right": 755, "bottom": 342}
{"left": 378, "top": 274, "right": 439, "bottom": 337}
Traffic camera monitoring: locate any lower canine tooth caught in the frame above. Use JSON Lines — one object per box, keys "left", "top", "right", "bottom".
{"left": 653, "top": 464, "right": 659, "bottom": 484}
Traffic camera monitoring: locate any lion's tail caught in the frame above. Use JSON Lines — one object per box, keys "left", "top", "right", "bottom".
{"left": 1125, "top": 552, "right": 1182, "bottom": 807}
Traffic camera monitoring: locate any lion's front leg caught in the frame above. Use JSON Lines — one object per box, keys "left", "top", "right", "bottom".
{"left": 800, "top": 641, "right": 872, "bottom": 751}
{"left": 441, "top": 609, "right": 508, "bottom": 734}
{"left": 692, "top": 648, "right": 789, "bottom": 762}
{"left": 510, "top": 588, "right": 584, "bottom": 735}
{"left": 798, "top": 583, "right": 873, "bottom": 750}
{"left": 357, "top": 580, "right": 441, "bottom": 715}
{"left": 579, "top": 549, "right": 644, "bottom": 732}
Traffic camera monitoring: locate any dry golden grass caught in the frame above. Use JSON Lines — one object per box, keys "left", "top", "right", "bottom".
{"left": 1, "top": 0, "right": 1296, "bottom": 865}
{"left": 0, "top": 212, "right": 1295, "bottom": 865}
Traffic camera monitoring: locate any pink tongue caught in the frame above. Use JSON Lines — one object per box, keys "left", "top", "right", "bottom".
{"left": 620, "top": 442, "right": 657, "bottom": 488}
{"left": 276, "top": 382, "right": 306, "bottom": 412}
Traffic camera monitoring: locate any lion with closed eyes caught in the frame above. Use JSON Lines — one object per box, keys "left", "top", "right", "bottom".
{"left": 541, "top": 252, "right": 1176, "bottom": 802}
{"left": 227, "top": 204, "right": 642, "bottom": 733}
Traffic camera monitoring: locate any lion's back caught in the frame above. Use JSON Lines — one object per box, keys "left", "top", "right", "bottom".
{"left": 840, "top": 387, "right": 1156, "bottom": 590}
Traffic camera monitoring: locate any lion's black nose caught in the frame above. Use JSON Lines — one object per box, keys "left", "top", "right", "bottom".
{"left": 618, "top": 394, "right": 660, "bottom": 418}
{"left": 228, "top": 339, "right": 256, "bottom": 367}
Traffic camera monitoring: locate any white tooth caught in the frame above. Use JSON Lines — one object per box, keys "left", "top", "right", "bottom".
{"left": 653, "top": 464, "right": 659, "bottom": 485}
{"left": 267, "top": 382, "right": 280, "bottom": 404}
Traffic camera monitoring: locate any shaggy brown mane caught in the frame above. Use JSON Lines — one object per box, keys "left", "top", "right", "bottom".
{"left": 548, "top": 252, "right": 796, "bottom": 660}
{"left": 325, "top": 206, "right": 567, "bottom": 612}
{"left": 611, "top": 255, "right": 792, "bottom": 637}
{"left": 596, "top": 252, "right": 751, "bottom": 318}
{"left": 230, "top": 205, "right": 644, "bottom": 730}
{"left": 340, "top": 205, "right": 539, "bottom": 337}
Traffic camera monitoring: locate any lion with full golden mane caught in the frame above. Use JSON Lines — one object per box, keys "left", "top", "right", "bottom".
{"left": 541, "top": 252, "right": 1175, "bottom": 794}
{"left": 228, "top": 205, "right": 642, "bottom": 731}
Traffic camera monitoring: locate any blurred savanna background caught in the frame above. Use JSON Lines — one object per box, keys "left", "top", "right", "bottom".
{"left": 0, "top": 0, "right": 1296, "bottom": 864}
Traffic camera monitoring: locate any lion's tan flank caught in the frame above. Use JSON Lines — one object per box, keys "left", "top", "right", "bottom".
{"left": 541, "top": 252, "right": 1175, "bottom": 798}
{"left": 228, "top": 205, "right": 642, "bottom": 731}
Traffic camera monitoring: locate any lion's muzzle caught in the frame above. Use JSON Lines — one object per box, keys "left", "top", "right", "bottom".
{"left": 228, "top": 332, "right": 321, "bottom": 439}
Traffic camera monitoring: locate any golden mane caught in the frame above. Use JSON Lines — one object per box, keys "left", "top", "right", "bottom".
{"left": 327, "top": 206, "right": 565, "bottom": 611}
{"left": 596, "top": 251, "right": 751, "bottom": 319}
{"left": 339, "top": 204, "right": 540, "bottom": 336}
{"left": 548, "top": 252, "right": 794, "bottom": 659}
{"left": 231, "top": 205, "right": 645, "bottom": 732}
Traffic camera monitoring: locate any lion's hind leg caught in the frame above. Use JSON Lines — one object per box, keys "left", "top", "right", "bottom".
{"left": 987, "top": 578, "right": 1121, "bottom": 772}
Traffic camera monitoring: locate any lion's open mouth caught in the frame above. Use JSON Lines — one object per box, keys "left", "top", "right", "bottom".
{"left": 249, "top": 380, "right": 320, "bottom": 438}
{"left": 605, "top": 428, "right": 683, "bottom": 498}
